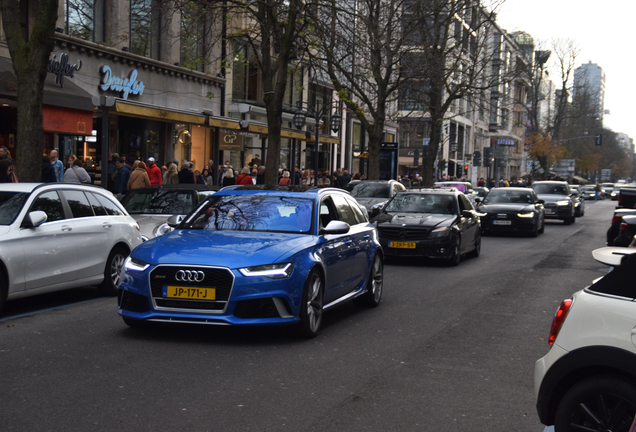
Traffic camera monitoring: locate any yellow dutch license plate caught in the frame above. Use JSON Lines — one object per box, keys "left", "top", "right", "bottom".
{"left": 164, "top": 286, "right": 216, "bottom": 300}
{"left": 389, "top": 241, "right": 416, "bottom": 249}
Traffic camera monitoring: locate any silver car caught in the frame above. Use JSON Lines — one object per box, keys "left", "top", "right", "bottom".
{"left": 0, "top": 183, "right": 143, "bottom": 311}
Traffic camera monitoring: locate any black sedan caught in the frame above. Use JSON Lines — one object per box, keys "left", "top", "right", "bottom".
{"left": 477, "top": 187, "right": 545, "bottom": 237}
{"left": 372, "top": 188, "right": 481, "bottom": 266}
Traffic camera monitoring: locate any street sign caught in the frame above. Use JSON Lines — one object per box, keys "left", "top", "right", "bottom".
{"left": 526, "top": 161, "right": 532, "bottom": 168}
{"left": 423, "top": 138, "right": 430, "bottom": 146}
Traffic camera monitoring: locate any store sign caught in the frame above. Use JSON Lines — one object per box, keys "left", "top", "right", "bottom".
{"left": 99, "top": 65, "right": 145, "bottom": 99}
{"left": 219, "top": 130, "right": 244, "bottom": 151}
{"left": 48, "top": 53, "right": 82, "bottom": 87}
{"left": 497, "top": 138, "right": 515, "bottom": 146}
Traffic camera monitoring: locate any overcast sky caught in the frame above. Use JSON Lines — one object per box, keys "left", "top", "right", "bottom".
{"left": 495, "top": 0, "right": 635, "bottom": 148}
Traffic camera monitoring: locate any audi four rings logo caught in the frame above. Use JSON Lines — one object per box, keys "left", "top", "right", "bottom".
{"left": 175, "top": 270, "right": 205, "bottom": 282}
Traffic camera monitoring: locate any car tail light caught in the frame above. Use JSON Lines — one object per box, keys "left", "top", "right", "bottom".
{"left": 612, "top": 214, "right": 622, "bottom": 225}
{"left": 630, "top": 236, "right": 636, "bottom": 248}
{"left": 618, "top": 194, "right": 623, "bottom": 206}
{"left": 549, "top": 299, "right": 573, "bottom": 346}
{"left": 621, "top": 222, "right": 628, "bottom": 232}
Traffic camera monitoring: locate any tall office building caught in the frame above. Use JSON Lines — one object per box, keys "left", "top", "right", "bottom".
{"left": 573, "top": 61, "right": 606, "bottom": 117}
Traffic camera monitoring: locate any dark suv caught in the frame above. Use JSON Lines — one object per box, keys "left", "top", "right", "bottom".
{"left": 531, "top": 181, "right": 577, "bottom": 225}
{"left": 372, "top": 187, "right": 481, "bottom": 266}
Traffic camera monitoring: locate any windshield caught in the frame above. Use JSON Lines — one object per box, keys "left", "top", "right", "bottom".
{"left": 384, "top": 194, "right": 456, "bottom": 214}
{"left": 345, "top": 183, "right": 391, "bottom": 198}
{"left": 581, "top": 186, "right": 595, "bottom": 192}
{"left": 182, "top": 195, "right": 314, "bottom": 233}
{"left": 0, "top": 192, "right": 29, "bottom": 225}
{"left": 122, "top": 189, "right": 198, "bottom": 215}
{"left": 532, "top": 184, "right": 568, "bottom": 195}
{"left": 484, "top": 190, "right": 534, "bottom": 204}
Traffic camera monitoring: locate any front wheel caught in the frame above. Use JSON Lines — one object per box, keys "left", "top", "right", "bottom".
{"left": 538, "top": 215, "right": 545, "bottom": 234}
{"left": 98, "top": 247, "right": 128, "bottom": 296}
{"left": 554, "top": 375, "right": 636, "bottom": 432}
{"left": 297, "top": 270, "right": 324, "bottom": 338}
{"left": 467, "top": 232, "right": 481, "bottom": 257}
{"left": 447, "top": 237, "right": 461, "bottom": 266}
{"left": 354, "top": 254, "right": 383, "bottom": 307}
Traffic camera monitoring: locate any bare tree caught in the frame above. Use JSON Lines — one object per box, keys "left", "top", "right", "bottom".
{"left": 0, "top": 0, "right": 59, "bottom": 182}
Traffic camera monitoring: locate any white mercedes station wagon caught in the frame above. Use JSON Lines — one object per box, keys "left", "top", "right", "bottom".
{"left": 0, "top": 183, "right": 143, "bottom": 312}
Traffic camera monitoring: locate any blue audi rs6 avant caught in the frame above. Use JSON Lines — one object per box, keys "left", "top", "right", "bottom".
{"left": 117, "top": 186, "right": 384, "bottom": 337}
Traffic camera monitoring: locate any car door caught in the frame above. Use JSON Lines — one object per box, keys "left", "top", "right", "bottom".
{"left": 60, "top": 189, "right": 110, "bottom": 281}
{"left": 20, "top": 190, "right": 80, "bottom": 290}
{"left": 316, "top": 196, "right": 355, "bottom": 303}
{"left": 457, "top": 194, "right": 479, "bottom": 253}
{"left": 332, "top": 194, "right": 371, "bottom": 296}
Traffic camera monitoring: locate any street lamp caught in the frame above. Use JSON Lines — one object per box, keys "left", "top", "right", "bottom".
{"left": 293, "top": 100, "right": 342, "bottom": 184}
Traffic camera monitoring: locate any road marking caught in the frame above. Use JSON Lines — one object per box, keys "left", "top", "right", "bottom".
{"left": 0, "top": 297, "right": 105, "bottom": 323}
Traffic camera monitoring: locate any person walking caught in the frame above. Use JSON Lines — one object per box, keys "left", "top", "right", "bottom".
{"left": 63, "top": 159, "right": 92, "bottom": 184}
{"left": 112, "top": 157, "right": 131, "bottom": 195}
{"left": 256, "top": 166, "right": 265, "bottom": 184}
{"left": 178, "top": 161, "right": 195, "bottom": 184}
{"left": 163, "top": 163, "right": 179, "bottom": 184}
{"left": 222, "top": 168, "right": 235, "bottom": 187}
{"left": 41, "top": 155, "right": 57, "bottom": 183}
{"left": 50, "top": 149, "right": 64, "bottom": 182}
{"left": 278, "top": 171, "right": 291, "bottom": 185}
{"left": 128, "top": 161, "right": 151, "bottom": 190}
{"left": 0, "top": 159, "right": 15, "bottom": 183}
{"left": 594, "top": 182, "right": 604, "bottom": 200}
{"left": 146, "top": 157, "right": 162, "bottom": 185}
{"left": 235, "top": 167, "right": 253, "bottom": 185}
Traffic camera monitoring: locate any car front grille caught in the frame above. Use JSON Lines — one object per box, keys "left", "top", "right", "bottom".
{"left": 233, "top": 298, "right": 282, "bottom": 319}
{"left": 378, "top": 226, "right": 431, "bottom": 241}
{"left": 544, "top": 203, "right": 557, "bottom": 211}
{"left": 120, "top": 290, "right": 151, "bottom": 313}
{"left": 149, "top": 265, "right": 234, "bottom": 312}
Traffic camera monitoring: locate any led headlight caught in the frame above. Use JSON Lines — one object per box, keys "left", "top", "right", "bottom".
{"left": 428, "top": 227, "right": 450, "bottom": 238}
{"left": 517, "top": 212, "right": 534, "bottom": 218}
{"left": 124, "top": 257, "right": 150, "bottom": 272}
{"left": 556, "top": 200, "right": 570, "bottom": 206}
{"left": 153, "top": 223, "right": 174, "bottom": 237}
{"left": 239, "top": 263, "right": 294, "bottom": 279}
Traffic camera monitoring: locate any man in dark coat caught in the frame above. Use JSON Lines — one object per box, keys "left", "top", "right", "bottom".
{"left": 256, "top": 166, "right": 266, "bottom": 185}
{"left": 178, "top": 161, "right": 195, "bottom": 184}
{"left": 113, "top": 158, "right": 131, "bottom": 195}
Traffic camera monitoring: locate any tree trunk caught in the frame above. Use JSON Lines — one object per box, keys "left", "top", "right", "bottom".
{"left": 0, "top": 0, "right": 59, "bottom": 182}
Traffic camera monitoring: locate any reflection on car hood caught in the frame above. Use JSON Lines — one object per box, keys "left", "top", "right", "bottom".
{"left": 133, "top": 230, "right": 316, "bottom": 267}
{"left": 355, "top": 197, "right": 387, "bottom": 209}
{"left": 536, "top": 194, "right": 568, "bottom": 203}
{"left": 132, "top": 214, "right": 172, "bottom": 238}
{"left": 376, "top": 212, "right": 455, "bottom": 227}
{"left": 479, "top": 204, "right": 533, "bottom": 212}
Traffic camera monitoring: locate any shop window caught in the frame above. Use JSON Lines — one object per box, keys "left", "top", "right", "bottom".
{"left": 130, "top": 0, "right": 160, "bottom": 59}
{"left": 180, "top": 10, "right": 205, "bottom": 71}
{"left": 66, "top": 0, "right": 104, "bottom": 42}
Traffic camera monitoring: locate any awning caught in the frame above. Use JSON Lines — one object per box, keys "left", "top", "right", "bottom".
{"left": 43, "top": 105, "right": 93, "bottom": 134}
{"left": 0, "top": 56, "right": 93, "bottom": 111}
{"left": 114, "top": 101, "right": 206, "bottom": 125}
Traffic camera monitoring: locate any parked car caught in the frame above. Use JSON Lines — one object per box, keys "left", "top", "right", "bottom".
{"left": 579, "top": 185, "right": 597, "bottom": 200}
{"left": 568, "top": 185, "right": 585, "bottom": 217}
{"left": 476, "top": 187, "right": 545, "bottom": 237}
{"left": 611, "top": 183, "right": 626, "bottom": 201}
{"left": 372, "top": 187, "right": 481, "bottom": 265}
{"left": 535, "top": 247, "right": 636, "bottom": 431}
{"left": 0, "top": 183, "right": 143, "bottom": 312}
{"left": 344, "top": 180, "right": 406, "bottom": 218}
{"left": 117, "top": 185, "right": 383, "bottom": 337}
{"left": 606, "top": 208, "right": 636, "bottom": 246}
{"left": 120, "top": 184, "right": 218, "bottom": 241}
{"left": 601, "top": 182, "right": 615, "bottom": 198}
{"left": 433, "top": 181, "right": 478, "bottom": 204}
{"left": 617, "top": 186, "right": 636, "bottom": 209}
{"left": 531, "top": 181, "right": 577, "bottom": 225}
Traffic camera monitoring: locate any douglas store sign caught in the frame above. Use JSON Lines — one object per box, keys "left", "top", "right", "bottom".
{"left": 99, "top": 65, "right": 145, "bottom": 100}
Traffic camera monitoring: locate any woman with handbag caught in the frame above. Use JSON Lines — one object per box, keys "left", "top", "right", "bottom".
{"left": 63, "top": 159, "right": 92, "bottom": 184}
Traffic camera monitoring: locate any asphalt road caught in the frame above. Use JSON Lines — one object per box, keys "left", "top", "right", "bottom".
{"left": 0, "top": 198, "right": 615, "bottom": 431}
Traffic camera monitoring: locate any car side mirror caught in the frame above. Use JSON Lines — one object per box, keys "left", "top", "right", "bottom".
{"left": 22, "top": 210, "right": 48, "bottom": 228}
{"left": 474, "top": 197, "right": 482, "bottom": 203}
{"left": 167, "top": 214, "right": 185, "bottom": 228}
{"left": 461, "top": 210, "right": 474, "bottom": 219}
{"left": 537, "top": 199, "right": 545, "bottom": 205}
{"left": 320, "top": 220, "right": 350, "bottom": 235}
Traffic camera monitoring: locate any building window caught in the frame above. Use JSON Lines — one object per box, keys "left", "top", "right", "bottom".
{"left": 181, "top": 11, "right": 205, "bottom": 71}
{"left": 130, "top": 0, "right": 160, "bottom": 59}
{"left": 66, "top": 0, "right": 104, "bottom": 42}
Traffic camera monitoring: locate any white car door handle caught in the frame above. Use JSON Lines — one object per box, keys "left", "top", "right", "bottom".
{"left": 103, "top": 223, "right": 112, "bottom": 229}
{"left": 61, "top": 225, "right": 72, "bottom": 232}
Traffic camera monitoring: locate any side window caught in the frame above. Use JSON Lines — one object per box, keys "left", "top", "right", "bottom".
{"left": 63, "top": 190, "right": 94, "bottom": 218}
{"left": 87, "top": 193, "right": 108, "bottom": 216}
{"left": 459, "top": 195, "right": 473, "bottom": 212}
{"left": 29, "top": 191, "right": 65, "bottom": 222}
{"left": 345, "top": 196, "right": 367, "bottom": 223}
{"left": 96, "top": 194, "right": 125, "bottom": 216}
{"left": 332, "top": 195, "right": 358, "bottom": 226}
{"left": 319, "top": 197, "right": 339, "bottom": 229}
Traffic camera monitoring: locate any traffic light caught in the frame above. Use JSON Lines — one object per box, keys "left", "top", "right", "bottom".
{"left": 484, "top": 147, "right": 492, "bottom": 161}
{"left": 473, "top": 151, "right": 481, "bottom": 167}
{"left": 596, "top": 134, "right": 602, "bottom": 146}
{"left": 464, "top": 165, "right": 468, "bottom": 175}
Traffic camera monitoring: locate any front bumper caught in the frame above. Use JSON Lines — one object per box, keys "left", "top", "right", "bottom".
{"left": 543, "top": 204, "right": 572, "bottom": 220}
{"left": 379, "top": 236, "right": 456, "bottom": 259}
{"left": 480, "top": 213, "right": 537, "bottom": 233}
